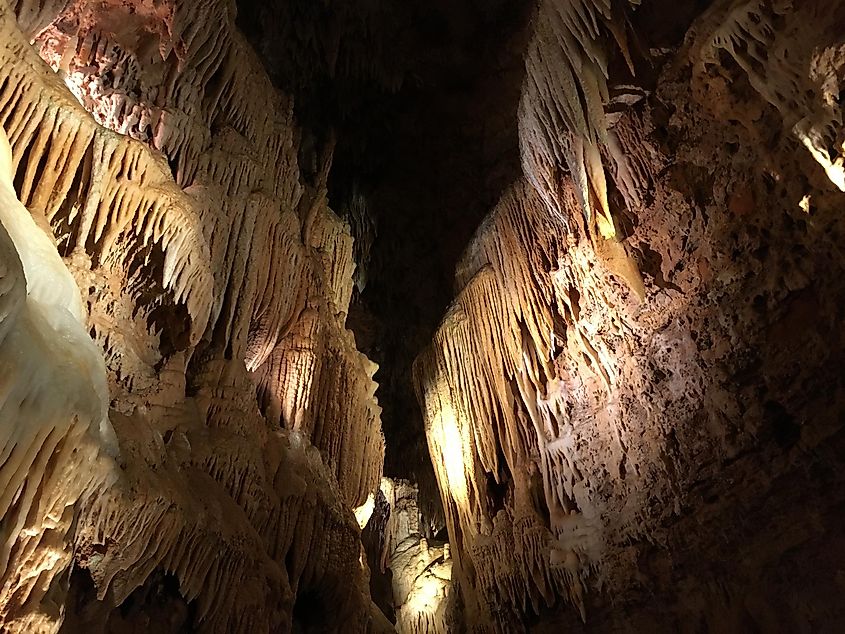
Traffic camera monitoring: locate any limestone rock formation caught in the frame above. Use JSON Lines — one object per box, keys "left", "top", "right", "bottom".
{"left": 415, "top": 0, "right": 845, "bottom": 630}
{"left": 0, "top": 0, "right": 386, "bottom": 631}
{"left": 0, "top": 122, "right": 116, "bottom": 634}
{"left": 375, "top": 479, "right": 452, "bottom": 634}
{"left": 1, "top": 0, "right": 845, "bottom": 632}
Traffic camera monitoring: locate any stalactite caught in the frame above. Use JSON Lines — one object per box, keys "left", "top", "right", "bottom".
{"left": 0, "top": 0, "right": 388, "bottom": 630}
{"left": 519, "top": 0, "right": 640, "bottom": 240}
{"left": 417, "top": 1, "right": 845, "bottom": 630}
{"left": 341, "top": 184, "right": 377, "bottom": 293}
{"left": 519, "top": 0, "right": 646, "bottom": 304}
{"left": 415, "top": 181, "right": 619, "bottom": 629}
{"left": 2, "top": 0, "right": 844, "bottom": 630}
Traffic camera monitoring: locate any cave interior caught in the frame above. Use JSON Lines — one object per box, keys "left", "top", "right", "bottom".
{"left": 0, "top": 0, "right": 844, "bottom": 632}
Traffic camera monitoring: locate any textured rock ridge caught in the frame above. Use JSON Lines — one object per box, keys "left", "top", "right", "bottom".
{"left": 0, "top": 0, "right": 386, "bottom": 631}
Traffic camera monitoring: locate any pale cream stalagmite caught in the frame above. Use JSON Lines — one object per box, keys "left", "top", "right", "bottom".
{"left": 0, "top": 0, "right": 387, "bottom": 631}
{"left": 379, "top": 478, "right": 452, "bottom": 634}
{"left": 0, "top": 124, "right": 115, "bottom": 631}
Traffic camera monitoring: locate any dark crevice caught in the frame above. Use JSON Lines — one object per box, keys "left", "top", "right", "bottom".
{"left": 237, "top": 0, "right": 535, "bottom": 527}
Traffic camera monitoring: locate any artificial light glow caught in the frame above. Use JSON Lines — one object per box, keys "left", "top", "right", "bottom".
{"left": 397, "top": 555, "right": 452, "bottom": 632}
{"left": 408, "top": 575, "right": 444, "bottom": 613}
{"left": 799, "top": 194, "right": 812, "bottom": 214}
{"left": 433, "top": 402, "right": 467, "bottom": 501}
{"left": 353, "top": 492, "right": 375, "bottom": 529}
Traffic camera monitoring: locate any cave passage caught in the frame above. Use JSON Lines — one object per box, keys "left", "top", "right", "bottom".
{"left": 1, "top": 0, "right": 845, "bottom": 632}
{"left": 236, "top": 0, "right": 537, "bottom": 519}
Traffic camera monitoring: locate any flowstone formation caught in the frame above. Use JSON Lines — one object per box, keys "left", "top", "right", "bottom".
{"left": 376, "top": 479, "right": 452, "bottom": 634}
{"left": 415, "top": 0, "right": 845, "bottom": 631}
{"left": 0, "top": 0, "right": 387, "bottom": 631}
{"left": 0, "top": 123, "right": 116, "bottom": 634}
{"left": 1, "top": 0, "right": 845, "bottom": 632}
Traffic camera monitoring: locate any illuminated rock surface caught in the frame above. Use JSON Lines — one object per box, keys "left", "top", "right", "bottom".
{"left": 0, "top": 0, "right": 844, "bottom": 632}
{"left": 415, "top": 1, "right": 845, "bottom": 630}
{"left": 0, "top": 1, "right": 384, "bottom": 631}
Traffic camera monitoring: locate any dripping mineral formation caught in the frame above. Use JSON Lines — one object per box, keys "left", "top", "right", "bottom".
{"left": 1, "top": 0, "right": 844, "bottom": 632}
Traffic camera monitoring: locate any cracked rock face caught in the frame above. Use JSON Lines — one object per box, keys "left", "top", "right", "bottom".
{"left": 1, "top": 0, "right": 845, "bottom": 632}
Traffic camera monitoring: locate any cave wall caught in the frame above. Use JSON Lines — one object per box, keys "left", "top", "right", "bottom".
{"left": 0, "top": 0, "right": 387, "bottom": 632}
{"left": 1, "top": 0, "right": 845, "bottom": 632}
{"left": 415, "top": 0, "right": 845, "bottom": 631}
